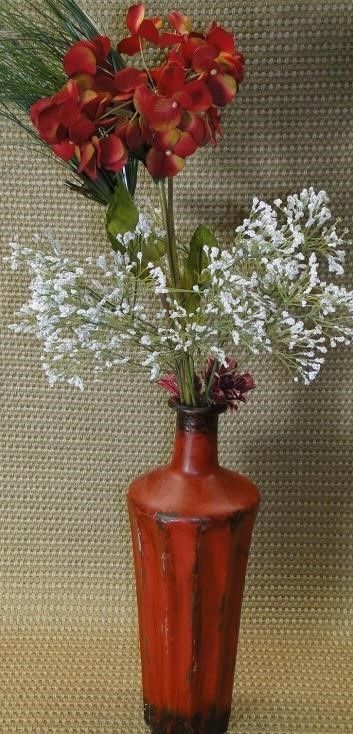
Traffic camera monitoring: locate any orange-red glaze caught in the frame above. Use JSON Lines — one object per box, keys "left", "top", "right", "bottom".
{"left": 128, "top": 407, "right": 260, "bottom": 733}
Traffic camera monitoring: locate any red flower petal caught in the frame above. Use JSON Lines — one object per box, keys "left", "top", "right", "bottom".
{"left": 69, "top": 116, "right": 96, "bottom": 144}
{"left": 73, "top": 73, "right": 95, "bottom": 92}
{"left": 64, "top": 41, "right": 97, "bottom": 76}
{"left": 205, "top": 105, "right": 223, "bottom": 143}
{"left": 144, "top": 95, "right": 182, "bottom": 132}
{"left": 180, "top": 111, "right": 208, "bottom": 145}
{"left": 232, "top": 52, "right": 245, "bottom": 82}
{"left": 113, "top": 116, "right": 130, "bottom": 144}
{"left": 183, "top": 80, "right": 213, "bottom": 112}
{"left": 92, "top": 72, "right": 117, "bottom": 94}
{"left": 117, "top": 35, "right": 141, "bottom": 56}
{"left": 172, "top": 130, "right": 198, "bottom": 158}
{"left": 191, "top": 44, "right": 218, "bottom": 73}
{"left": 100, "top": 134, "right": 128, "bottom": 172}
{"left": 157, "top": 62, "right": 185, "bottom": 96}
{"left": 156, "top": 373, "right": 180, "bottom": 397}
{"left": 92, "top": 35, "right": 111, "bottom": 63}
{"left": 125, "top": 117, "right": 144, "bottom": 151}
{"left": 30, "top": 97, "right": 52, "bottom": 127}
{"left": 126, "top": 3, "right": 145, "bottom": 34}
{"left": 153, "top": 129, "right": 180, "bottom": 151}
{"left": 77, "top": 141, "right": 97, "bottom": 179}
{"left": 151, "top": 16, "right": 163, "bottom": 29}
{"left": 207, "top": 25, "right": 235, "bottom": 55}
{"left": 59, "top": 100, "right": 81, "bottom": 126}
{"left": 114, "top": 67, "right": 148, "bottom": 94}
{"left": 133, "top": 84, "right": 154, "bottom": 114}
{"left": 36, "top": 106, "right": 63, "bottom": 144}
{"left": 206, "top": 72, "right": 237, "bottom": 107}
{"left": 158, "top": 32, "right": 184, "bottom": 48}
{"left": 51, "top": 141, "right": 76, "bottom": 161}
{"left": 181, "top": 34, "right": 206, "bottom": 63}
{"left": 81, "top": 91, "right": 111, "bottom": 120}
{"left": 167, "top": 49, "right": 185, "bottom": 66}
{"left": 139, "top": 115, "right": 154, "bottom": 145}
{"left": 168, "top": 11, "right": 192, "bottom": 34}
{"left": 53, "top": 79, "right": 80, "bottom": 105}
{"left": 138, "top": 18, "right": 160, "bottom": 44}
{"left": 146, "top": 148, "right": 185, "bottom": 178}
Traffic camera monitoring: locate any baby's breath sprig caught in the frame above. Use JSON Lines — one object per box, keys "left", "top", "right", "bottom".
{"left": 5, "top": 188, "right": 353, "bottom": 405}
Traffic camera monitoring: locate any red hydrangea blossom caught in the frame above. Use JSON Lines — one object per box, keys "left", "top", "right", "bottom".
{"left": 29, "top": 4, "right": 245, "bottom": 181}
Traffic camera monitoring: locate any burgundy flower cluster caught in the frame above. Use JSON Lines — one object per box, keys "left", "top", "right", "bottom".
{"left": 157, "top": 358, "right": 255, "bottom": 411}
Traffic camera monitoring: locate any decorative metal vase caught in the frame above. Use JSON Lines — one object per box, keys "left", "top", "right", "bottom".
{"left": 128, "top": 403, "right": 260, "bottom": 734}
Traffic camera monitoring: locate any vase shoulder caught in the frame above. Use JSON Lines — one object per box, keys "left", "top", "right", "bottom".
{"left": 128, "top": 463, "right": 260, "bottom": 521}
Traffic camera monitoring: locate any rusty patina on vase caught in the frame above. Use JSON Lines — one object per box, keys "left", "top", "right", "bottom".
{"left": 128, "top": 404, "right": 260, "bottom": 734}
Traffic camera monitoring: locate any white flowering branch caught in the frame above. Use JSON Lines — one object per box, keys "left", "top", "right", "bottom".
{"left": 5, "top": 189, "right": 353, "bottom": 398}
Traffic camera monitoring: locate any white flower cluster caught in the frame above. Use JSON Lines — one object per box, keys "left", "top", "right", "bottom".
{"left": 200, "top": 188, "right": 353, "bottom": 383}
{"left": 5, "top": 189, "right": 353, "bottom": 389}
{"left": 116, "top": 211, "right": 166, "bottom": 249}
{"left": 5, "top": 231, "right": 221, "bottom": 388}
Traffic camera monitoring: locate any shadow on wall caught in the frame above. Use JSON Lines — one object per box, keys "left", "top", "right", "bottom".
{"left": 221, "top": 348, "right": 353, "bottom": 623}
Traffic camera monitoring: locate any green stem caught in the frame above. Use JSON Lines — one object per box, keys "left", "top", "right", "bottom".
{"left": 204, "top": 359, "right": 219, "bottom": 402}
{"left": 157, "top": 178, "right": 198, "bottom": 407}
{"left": 157, "top": 179, "right": 182, "bottom": 291}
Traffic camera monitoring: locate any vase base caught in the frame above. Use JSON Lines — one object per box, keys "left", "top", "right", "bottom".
{"left": 144, "top": 703, "right": 230, "bottom": 734}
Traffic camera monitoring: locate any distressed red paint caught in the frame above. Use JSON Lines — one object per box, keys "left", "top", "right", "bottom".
{"left": 128, "top": 404, "right": 260, "bottom": 733}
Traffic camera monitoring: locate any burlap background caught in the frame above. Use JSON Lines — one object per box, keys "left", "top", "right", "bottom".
{"left": 1, "top": 1, "right": 352, "bottom": 732}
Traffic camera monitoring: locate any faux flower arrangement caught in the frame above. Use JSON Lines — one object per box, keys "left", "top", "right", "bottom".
{"left": 2, "top": 0, "right": 353, "bottom": 410}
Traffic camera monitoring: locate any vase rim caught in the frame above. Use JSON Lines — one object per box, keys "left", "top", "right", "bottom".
{"left": 168, "top": 399, "right": 227, "bottom": 417}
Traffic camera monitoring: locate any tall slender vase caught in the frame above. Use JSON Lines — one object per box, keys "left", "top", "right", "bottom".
{"left": 128, "top": 403, "right": 260, "bottom": 734}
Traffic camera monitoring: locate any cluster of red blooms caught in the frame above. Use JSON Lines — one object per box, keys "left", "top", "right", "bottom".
{"left": 157, "top": 358, "right": 255, "bottom": 411}
{"left": 30, "top": 4, "right": 245, "bottom": 181}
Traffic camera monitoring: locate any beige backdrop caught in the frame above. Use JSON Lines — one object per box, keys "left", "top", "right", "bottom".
{"left": 0, "top": 1, "right": 352, "bottom": 732}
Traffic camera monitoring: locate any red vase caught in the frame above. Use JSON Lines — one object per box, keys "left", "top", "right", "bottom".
{"left": 128, "top": 403, "right": 260, "bottom": 734}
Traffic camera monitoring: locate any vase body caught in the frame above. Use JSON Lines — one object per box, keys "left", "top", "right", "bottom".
{"left": 127, "top": 405, "right": 260, "bottom": 734}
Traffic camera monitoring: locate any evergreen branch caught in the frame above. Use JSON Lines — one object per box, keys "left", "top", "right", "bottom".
{"left": 0, "top": 1, "right": 137, "bottom": 204}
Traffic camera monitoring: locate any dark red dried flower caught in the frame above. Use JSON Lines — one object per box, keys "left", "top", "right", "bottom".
{"left": 157, "top": 357, "right": 255, "bottom": 411}
{"left": 204, "top": 358, "right": 256, "bottom": 411}
{"left": 156, "top": 373, "right": 180, "bottom": 398}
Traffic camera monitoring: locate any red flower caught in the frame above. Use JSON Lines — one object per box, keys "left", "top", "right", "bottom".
{"left": 30, "top": 9, "right": 245, "bottom": 182}
{"left": 179, "top": 111, "right": 209, "bottom": 146}
{"left": 100, "top": 134, "right": 128, "bottom": 172}
{"left": 141, "top": 61, "right": 213, "bottom": 133}
{"left": 30, "top": 80, "right": 81, "bottom": 145}
{"left": 146, "top": 128, "right": 198, "bottom": 177}
{"left": 113, "top": 67, "right": 148, "bottom": 101}
{"left": 168, "top": 11, "right": 192, "bottom": 34}
{"left": 205, "top": 105, "right": 223, "bottom": 141}
{"left": 117, "top": 3, "right": 162, "bottom": 55}
{"left": 76, "top": 136, "right": 101, "bottom": 179}
{"left": 204, "top": 358, "right": 256, "bottom": 411}
{"left": 64, "top": 35, "right": 111, "bottom": 76}
{"left": 30, "top": 73, "right": 128, "bottom": 180}
{"left": 157, "top": 358, "right": 255, "bottom": 412}
{"left": 156, "top": 373, "right": 180, "bottom": 399}
{"left": 76, "top": 134, "right": 128, "bottom": 180}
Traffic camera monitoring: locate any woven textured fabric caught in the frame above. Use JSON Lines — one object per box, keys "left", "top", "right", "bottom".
{"left": 0, "top": 0, "right": 352, "bottom": 732}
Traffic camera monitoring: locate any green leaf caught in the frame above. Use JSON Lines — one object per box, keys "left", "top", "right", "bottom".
{"left": 183, "top": 225, "right": 217, "bottom": 310}
{"left": 106, "top": 182, "right": 139, "bottom": 250}
{"left": 184, "top": 224, "right": 217, "bottom": 289}
{"left": 129, "top": 235, "right": 167, "bottom": 281}
{"left": 141, "top": 236, "right": 166, "bottom": 266}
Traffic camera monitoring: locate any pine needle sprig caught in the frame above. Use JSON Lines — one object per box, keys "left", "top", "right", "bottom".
{"left": 0, "top": 0, "right": 124, "bottom": 108}
{"left": 0, "top": 0, "right": 135, "bottom": 204}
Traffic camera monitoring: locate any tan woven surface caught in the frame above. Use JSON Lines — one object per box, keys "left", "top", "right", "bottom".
{"left": 0, "top": 0, "right": 353, "bottom": 732}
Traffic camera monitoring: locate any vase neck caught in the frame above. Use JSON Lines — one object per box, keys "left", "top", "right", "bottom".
{"left": 170, "top": 407, "right": 223, "bottom": 475}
